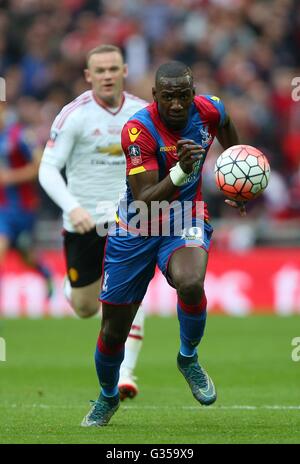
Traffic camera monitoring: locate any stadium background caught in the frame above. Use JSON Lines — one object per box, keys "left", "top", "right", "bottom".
{"left": 0, "top": 0, "right": 299, "bottom": 316}
{"left": 1, "top": 0, "right": 300, "bottom": 446}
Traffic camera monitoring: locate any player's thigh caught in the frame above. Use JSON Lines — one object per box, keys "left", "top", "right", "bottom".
{"left": 157, "top": 220, "right": 213, "bottom": 287}
{"left": 100, "top": 234, "right": 159, "bottom": 305}
{"left": 168, "top": 246, "right": 208, "bottom": 287}
{"left": 71, "top": 278, "right": 101, "bottom": 307}
{"left": 63, "top": 227, "right": 106, "bottom": 288}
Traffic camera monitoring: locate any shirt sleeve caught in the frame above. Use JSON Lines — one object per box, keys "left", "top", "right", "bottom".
{"left": 38, "top": 162, "right": 80, "bottom": 214}
{"left": 41, "top": 109, "right": 78, "bottom": 170}
{"left": 204, "top": 95, "right": 227, "bottom": 127}
{"left": 121, "top": 120, "right": 159, "bottom": 176}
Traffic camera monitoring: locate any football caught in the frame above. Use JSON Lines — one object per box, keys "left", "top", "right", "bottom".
{"left": 214, "top": 145, "right": 271, "bottom": 201}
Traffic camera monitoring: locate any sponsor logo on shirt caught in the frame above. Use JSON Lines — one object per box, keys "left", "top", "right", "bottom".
{"left": 160, "top": 145, "right": 176, "bottom": 152}
{"left": 181, "top": 226, "right": 203, "bottom": 241}
{"left": 92, "top": 128, "right": 101, "bottom": 136}
{"left": 128, "top": 144, "right": 142, "bottom": 166}
{"left": 97, "top": 143, "right": 123, "bottom": 156}
{"left": 128, "top": 127, "right": 142, "bottom": 143}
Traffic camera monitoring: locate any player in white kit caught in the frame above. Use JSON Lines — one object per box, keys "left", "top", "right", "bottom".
{"left": 39, "top": 45, "right": 147, "bottom": 400}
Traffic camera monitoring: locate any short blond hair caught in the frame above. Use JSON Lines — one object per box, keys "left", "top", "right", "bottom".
{"left": 86, "top": 44, "right": 124, "bottom": 67}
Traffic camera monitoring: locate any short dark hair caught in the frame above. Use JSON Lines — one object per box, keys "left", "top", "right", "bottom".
{"left": 86, "top": 44, "right": 124, "bottom": 67}
{"left": 155, "top": 61, "right": 193, "bottom": 87}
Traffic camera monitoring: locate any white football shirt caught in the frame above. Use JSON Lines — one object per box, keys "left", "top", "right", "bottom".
{"left": 42, "top": 90, "right": 147, "bottom": 231}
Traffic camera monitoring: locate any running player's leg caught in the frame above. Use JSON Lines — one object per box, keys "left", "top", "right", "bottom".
{"left": 82, "top": 233, "right": 157, "bottom": 426}
{"left": 10, "top": 210, "right": 54, "bottom": 298}
{"left": 14, "top": 217, "right": 53, "bottom": 298}
{"left": 82, "top": 301, "right": 140, "bottom": 427}
{"left": 20, "top": 246, "right": 54, "bottom": 299}
{"left": 158, "top": 221, "right": 216, "bottom": 405}
{"left": 168, "top": 246, "right": 208, "bottom": 355}
{"left": 63, "top": 228, "right": 105, "bottom": 318}
{"left": 95, "top": 302, "right": 140, "bottom": 398}
{"left": 64, "top": 225, "right": 145, "bottom": 400}
{"left": 68, "top": 279, "right": 101, "bottom": 318}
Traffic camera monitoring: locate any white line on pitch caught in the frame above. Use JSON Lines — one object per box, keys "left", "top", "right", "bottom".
{"left": 2, "top": 404, "right": 300, "bottom": 410}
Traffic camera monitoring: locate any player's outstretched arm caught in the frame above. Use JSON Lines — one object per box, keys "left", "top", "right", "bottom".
{"left": 0, "top": 143, "right": 41, "bottom": 186}
{"left": 216, "top": 115, "right": 239, "bottom": 150}
{"left": 216, "top": 116, "right": 246, "bottom": 216}
{"left": 0, "top": 160, "right": 39, "bottom": 186}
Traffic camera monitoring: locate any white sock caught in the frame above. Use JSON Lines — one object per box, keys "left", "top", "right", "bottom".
{"left": 121, "top": 307, "right": 145, "bottom": 375}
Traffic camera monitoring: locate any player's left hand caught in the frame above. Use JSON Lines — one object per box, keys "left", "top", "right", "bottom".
{"left": 225, "top": 199, "right": 247, "bottom": 216}
{"left": 177, "top": 139, "right": 205, "bottom": 174}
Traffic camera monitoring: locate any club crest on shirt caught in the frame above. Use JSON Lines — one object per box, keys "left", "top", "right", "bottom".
{"left": 46, "top": 130, "right": 58, "bottom": 148}
{"left": 69, "top": 267, "right": 79, "bottom": 282}
{"left": 128, "top": 144, "right": 142, "bottom": 166}
{"left": 128, "top": 127, "right": 142, "bottom": 143}
{"left": 200, "top": 125, "right": 212, "bottom": 148}
{"left": 92, "top": 128, "right": 101, "bottom": 136}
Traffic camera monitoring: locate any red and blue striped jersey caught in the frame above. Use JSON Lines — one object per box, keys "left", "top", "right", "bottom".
{"left": 119, "top": 95, "right": 226, "bottom": 231}
{"left": 0, "top": 123, "right": 38, "bottom": 210}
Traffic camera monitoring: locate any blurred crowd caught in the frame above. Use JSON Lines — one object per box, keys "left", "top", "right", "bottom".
{"left": 0, "top": 0, "right": 300, "bottom": 236}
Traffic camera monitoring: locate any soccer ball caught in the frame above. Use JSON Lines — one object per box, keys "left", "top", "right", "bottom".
{"left": 214, "top": 145, "right": 270, "bottom": 201}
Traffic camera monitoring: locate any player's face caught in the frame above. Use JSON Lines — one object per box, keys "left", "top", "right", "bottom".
{"left": 153, "top": 75, "right": 195, "bottom": 130}
{"left": 85, "top": 52, "right": 128, "bottom": 106}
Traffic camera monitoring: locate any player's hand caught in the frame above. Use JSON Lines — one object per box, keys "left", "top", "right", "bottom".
{"left": 69, "top": 207, "right": 95, "bottom": 234}
{"left": 225, "top": 199, "right": 247, "bottom": 216}
{"left": 177, "top": 139, "right": 205, "bottom": 174}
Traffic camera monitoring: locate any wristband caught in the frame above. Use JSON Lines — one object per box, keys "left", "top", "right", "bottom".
{"left": 169, "top": 162, "right": 189, "bottom": 186}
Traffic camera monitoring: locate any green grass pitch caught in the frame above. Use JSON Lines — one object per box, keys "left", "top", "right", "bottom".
{"left": 0, "top": 315, "right": 299, "bottom": 444}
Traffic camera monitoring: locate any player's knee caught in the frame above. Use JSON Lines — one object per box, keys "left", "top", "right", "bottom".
{"left": 73, "top": 300, "right": 99, "bottom": 318}
{"left": 76, "top": 306, "right": 98, "bottom": 318}
{"left": 176, "top": 276, "right": 205, "bottom": 301}
{"left": 101, "top": 330, "right": 127, "bottom": 348}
